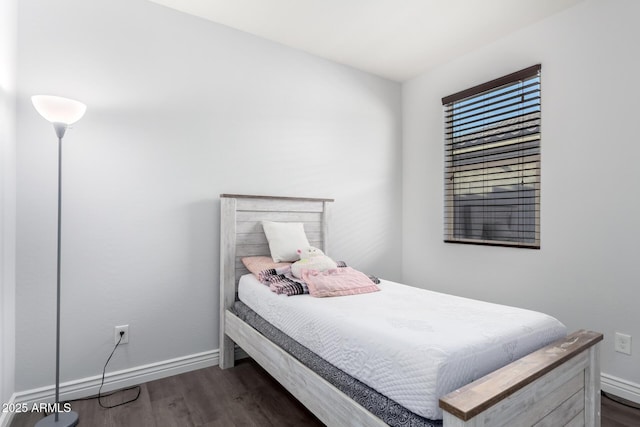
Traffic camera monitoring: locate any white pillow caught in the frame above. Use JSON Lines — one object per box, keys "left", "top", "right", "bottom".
{"left": 261, "top": 221, "right": 310, "bottom": 262}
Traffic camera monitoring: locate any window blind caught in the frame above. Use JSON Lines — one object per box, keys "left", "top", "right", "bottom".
{"left": 443, "top": 64, "right": 541, "bottom": 248}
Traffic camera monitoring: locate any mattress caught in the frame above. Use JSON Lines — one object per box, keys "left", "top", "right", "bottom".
{"left": 231, "top": 301, "right": 439, "bottom": 427}
{"left": 238, "top": 274, "right": 567, "bottom": 420}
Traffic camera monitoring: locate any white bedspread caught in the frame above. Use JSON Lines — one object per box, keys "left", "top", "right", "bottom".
{"left": 238, "top": 274, "right": 566, "bottom": 419}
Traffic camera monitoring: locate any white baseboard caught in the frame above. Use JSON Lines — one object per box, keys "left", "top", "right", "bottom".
{"left": 601, "top": 372, "right": 640, "bottom": 404}
{"left": 1, "top": 350, "right": 219, "bottom": 426}
{"left": 2, "top": 346, "right": 250, "bottom": 427}
{"left": 12, "top": 349, "right": 219, "bottom": 407}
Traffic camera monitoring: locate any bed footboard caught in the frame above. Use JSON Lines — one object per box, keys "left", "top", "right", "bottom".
{"left": 439, "top": 330, "right": 603, "bottom": 427}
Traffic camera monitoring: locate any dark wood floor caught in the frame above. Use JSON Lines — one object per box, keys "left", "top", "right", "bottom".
{"left": 10, "top": 359, "right": 322, "bottom": 427}
{"left": 10, "top": 359, "right": 640, "bottom": 426}
{"left": 601, "top": 392, "right": 640, "bottom": 427}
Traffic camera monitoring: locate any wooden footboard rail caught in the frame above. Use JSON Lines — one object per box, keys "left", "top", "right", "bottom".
{"left": 224, "top": 310, "right": 389, "bottom": 426}
{"left": 439, "top": 330, "right": 603, "bottom": 427}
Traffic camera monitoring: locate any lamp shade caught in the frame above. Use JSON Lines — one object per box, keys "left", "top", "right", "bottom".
{"left": 31, "top": 95, "right": 86, "bottom": 125}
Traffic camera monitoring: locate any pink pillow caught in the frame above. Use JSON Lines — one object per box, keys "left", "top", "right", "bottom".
{"left": 242, "top": 256, "right": 291, "bottom": 278}
{"left": 302, "top": 267, "right": 380, "bottom": 298}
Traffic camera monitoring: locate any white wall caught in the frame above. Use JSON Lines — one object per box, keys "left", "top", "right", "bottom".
{"left": 403, "top": 0, "right": 640, "bottom": 399}
{"left": 0, "top": 0, "right": 18, "bottom": 414}
{"left": 16, "top": 0, "right": 401, "bottom": 391}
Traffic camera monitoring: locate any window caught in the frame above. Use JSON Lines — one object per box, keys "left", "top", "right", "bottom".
{"left": 442, "top": 65, "right": 541, "bottom": 248}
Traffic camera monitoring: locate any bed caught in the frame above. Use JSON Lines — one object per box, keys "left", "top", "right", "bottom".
{"left": 218, "top": 194, "right": 603, "bottom": 427}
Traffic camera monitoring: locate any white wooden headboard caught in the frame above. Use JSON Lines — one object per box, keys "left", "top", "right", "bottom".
{"left": 219, "top": 194, "right": 334, "bottom": 366}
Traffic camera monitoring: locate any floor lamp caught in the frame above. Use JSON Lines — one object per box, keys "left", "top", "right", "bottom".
{"left": 32, "top": 95, "right": 86, "bottom": 427}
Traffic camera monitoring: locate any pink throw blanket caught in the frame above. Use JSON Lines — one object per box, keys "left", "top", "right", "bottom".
{"left": 301, "top": 267, "right": 380, "bottom": 298}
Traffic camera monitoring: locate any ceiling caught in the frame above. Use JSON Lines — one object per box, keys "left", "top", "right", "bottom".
{"left": 148, "top": 0, "right": 583, "bottom": 82}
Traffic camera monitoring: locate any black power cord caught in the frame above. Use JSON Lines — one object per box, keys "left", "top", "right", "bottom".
{"left": 97, "top": 331, "right": 141, "bottom": 408}
{"left": 61, "top": 331, "right": 141, "bottom": 409}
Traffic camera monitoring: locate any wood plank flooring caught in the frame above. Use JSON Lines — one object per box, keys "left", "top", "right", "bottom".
{"left": 602, "top": 392, "right": 640, "bottom": 427}
{"left": 10, "top": 359, "right": 640, "bottom": 426}
{"left": 10, "top": 359, "right": 322, "bottom": 427}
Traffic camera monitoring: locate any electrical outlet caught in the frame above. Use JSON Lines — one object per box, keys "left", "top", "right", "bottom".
{"left": 614, "top": 332, "right": 631, "bottom": 355}
{"left": 114, "top": 325, "right": 129, "bottom": 345}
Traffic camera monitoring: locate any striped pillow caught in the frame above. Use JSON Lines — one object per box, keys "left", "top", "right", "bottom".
{"left": 242, "top": 256, "right": 291, "bottom": 278}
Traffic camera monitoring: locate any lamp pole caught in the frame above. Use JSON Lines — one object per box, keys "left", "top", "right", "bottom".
{"left": 32, "top": 96, "right": 85, "bottom": 427}
{"left": 54, "top": 129, "right": 63, "bottom": 423}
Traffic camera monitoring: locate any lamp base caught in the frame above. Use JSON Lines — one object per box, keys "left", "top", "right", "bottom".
{"left": 35, "top": 411, "right": 79, "bottom": 427}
